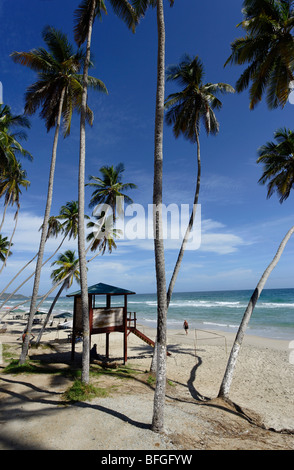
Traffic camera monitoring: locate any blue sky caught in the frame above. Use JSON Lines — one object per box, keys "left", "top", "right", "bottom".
{"left": 1, "top": 0, "right": 294, "bottom": 297}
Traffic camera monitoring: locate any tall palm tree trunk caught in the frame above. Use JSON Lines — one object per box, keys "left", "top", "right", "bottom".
{"left": 151, "top": 0, "right": 168, "bottom": 434}
{"left": 167, "top": 127, "right": 201, "bottom": 307}
{"left": 78, "top": 1, "right": 95, "bottom": 385}
{"left": 19, "top": 87, "right": 65, "bottom": 364}
{"left": 218, "top": 225, "right": 294, "bottom": 399}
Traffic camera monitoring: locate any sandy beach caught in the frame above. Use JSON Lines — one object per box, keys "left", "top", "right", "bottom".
{"left": 0, "top": 315, "right": 294, "bottom": 451}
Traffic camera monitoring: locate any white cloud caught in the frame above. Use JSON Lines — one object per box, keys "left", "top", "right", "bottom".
{"left": 199, "top": 233, "right": 244, "bottom": 255}
{"left": 2, "top": 206, "right": 248, "bottom": 259}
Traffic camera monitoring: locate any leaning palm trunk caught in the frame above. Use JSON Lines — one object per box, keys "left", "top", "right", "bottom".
{"left": 218, "top": 225, "right": 294, "bottom": 399}
{"left": 35, "top": 279, "right": 67, "bottom": 345}
{"left": 0, "top": 192, "right": 12, "bottom": 232}
{"left": 150, "top": 130, "right": 201, "bottom": 373}
{"left": 0, "top": 253, "right": 37, "bottom": 300}
{"left": 19, "top": 87, "right": 66, "bottom": 365}
{"left": 78, "top": 2, "right": 95, "bottom": 384}
{"left": 0, "top": 205, "right": 19, "bottom": 274}
{"left": 167, "top": 127, "right": 201, "bottom": 307}
{"left": 0, "top": 234, "right": 66, "bottom": 310}
{"left": 151, "top": 0, "right": 168, "bottom": 434}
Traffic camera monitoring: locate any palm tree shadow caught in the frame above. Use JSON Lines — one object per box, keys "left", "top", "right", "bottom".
{"left": 73, "top": 401, "right": 151, "bottom": 430}
{"left": 187, "top": 356, "right": 210, "bottom": 401}
{"left": 0, "top": 375, "right": 151, "bottom": 434}
{"left": 185, "top": 356, "right": 269, "bottom": 428}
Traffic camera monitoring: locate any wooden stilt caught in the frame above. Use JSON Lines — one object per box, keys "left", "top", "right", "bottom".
{"left": 106, "top": 332, "right": 110, "bottom": 358}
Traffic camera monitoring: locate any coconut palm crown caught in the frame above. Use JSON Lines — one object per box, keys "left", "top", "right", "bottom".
{"left": 74, "top": 0, "right": 138, "bottom": 47}
{"left": 225, "top": 0, "right": 294, "bottom": 109}
{"left": 257, "top": 127, "right": 294, "bottom": 202}
{"left": 11, "top": 25, "right": 107, "bottom": 137}
{"left": 165, "top": 54, "right": 235, "bottom": 140}
{"left": 0, "top": 104, "right": 32, "bottom": 169}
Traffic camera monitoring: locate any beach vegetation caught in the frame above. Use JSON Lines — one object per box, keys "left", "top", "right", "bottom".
{"left": 0, "top": 103, "right": 32, "bottom": 173}
{"left": 225, "top": 0, "right": 294, "bottom": 110}
{"left": 0, "top": 104, "right": 32, "bottom": 272}
{"left": 86, "top": 163, "right": 137, "bottom": 257}
{"left": 73, "top": 0, "right": 138, "bottom": 386}
{"left": 0, "top": 234, "right": 13, "bottom": 263}
{"left": 219, "top": 0, "right": 294, "bottom": 401}
{"left": 3, "top": 359, "right": 49, "bottom": 374}
{"left": 164, "top": 54, "right": 234, "bottom": 307}
{"left": 257, "top": 127, "right": 294, "bottom": 203}
{"left": 0, "top": 201, "right": 82, "bottom": 308}
{"left": 87, "top": 163, "right": 137, "bottom": 221}
{"left": 63, "top": 364, "right": 142, "bottom": 403}
{"left": 1, "top": 343, "right": 16, "bottom": 362}
{"left": 0, "top": 159, "right": 30, "bottom": 274}
{"left": 63, "top": 379, "right": 109, "bottom": 402}
{"left": 11, "top": 26, "right": 106, "bottom": 365}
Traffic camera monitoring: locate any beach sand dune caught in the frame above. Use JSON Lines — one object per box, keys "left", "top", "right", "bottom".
{"left": 0, "top": 319, "right": 293, "bottom": 450}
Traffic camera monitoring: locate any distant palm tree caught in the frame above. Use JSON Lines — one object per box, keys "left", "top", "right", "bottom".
{"left": 257, "top": 127, "right": 294, "bottom": 202}
{"left": 0, "top": 200, "right": 81, "bottom": 304}
{"left": 0, "top": 160, "right": 30, "bottom": 273}
{"left": 11, "top": 26, "right": 106, "bottom": 364}
{"left": 36, "top": 250, "right": 80, "bottom": 345}
{"left": 165, "top": 54, "right": 234, "bottom": 306}
{"left": 50, "top": 200, "right": 87, "bottom": 241}
{"left": 0, "top": 159, "right": 30, "bottom": 232}
{"left": 74, "top": 0, "right": 137, "bottom": 385}
{"left": 86, "top": 215, "right": 119, "bottom": 257}
{"left": 225, "top": 0, "right": 294, "bottom": 109}
{"left": 0, "top": 234, "right": 12, "bottom": 262}
{"left": 87, "top": 163, "right": 137, "bottom": 220}
{"left": 0, "top": 104, "right": 32, "bottom": 170}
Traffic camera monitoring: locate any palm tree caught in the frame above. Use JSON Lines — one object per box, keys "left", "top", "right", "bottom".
{"left": 74, "top": 0, "right": 137, "bottom": 385}
{"left": 218, "top": 224, "right": 294, "bottom": 399}
{"left": 0, "top": 201, "right": 81, "bottom": 306}
{"left": 0, "top": 159, "right": 30, "bottom": 232}
{"left": 87, "top": 163, "right": 137, "bottom": 220}
{"left": 0, "top": 160, "right": 30, "bottom": 273}
{"left": 132, "top": 0, "right": 175, "bottom": 434}
{"left": 225, "top": 0, "right": 294, "bottom": 109}
{"left": 257, "top": 127, "right": 294, "bottom": 202}
{"left": 36, "top": 250, "right": 80, "bottom": 345}
{"left": 11, "top": 26, "right": 107, "bottom": 364}
{"left": 0, "top": 104, "right": 32, "bottom": 170}
{"left": 164, "top": 54, "right": 234, "bottom": 306}
{"left": 0, "top": 234, "right": 12, "bottom": 262}
{"left": 86, "top": 215, "right": 119, "bottom": 258}
{"left": 218, "top": 126, "right": 294, "bottom": 400}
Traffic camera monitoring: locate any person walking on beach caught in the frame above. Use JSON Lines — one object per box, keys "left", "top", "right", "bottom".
{"left": 183, "top": 320, "right": 189, "bottom": 335}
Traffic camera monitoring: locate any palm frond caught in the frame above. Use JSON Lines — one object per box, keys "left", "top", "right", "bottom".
{"left": 74, "top": 0, "right": 108, "bottom": 46}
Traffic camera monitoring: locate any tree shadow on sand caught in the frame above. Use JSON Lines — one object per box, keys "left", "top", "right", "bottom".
{"left": 184, "top": 354, "right": 287, "bottom": 431}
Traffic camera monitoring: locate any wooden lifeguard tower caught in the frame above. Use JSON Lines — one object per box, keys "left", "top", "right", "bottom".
{"left": 67, "top": 282, "right": 155, "bottom": 363}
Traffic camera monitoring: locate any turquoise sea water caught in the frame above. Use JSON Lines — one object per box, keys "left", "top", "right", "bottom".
{"left": 3, "top": 288, "right": 294, "bottom": 341}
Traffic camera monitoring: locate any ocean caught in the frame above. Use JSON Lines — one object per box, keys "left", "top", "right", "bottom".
{"left": 3, "top": 287, "right": 294, "bottom": 341}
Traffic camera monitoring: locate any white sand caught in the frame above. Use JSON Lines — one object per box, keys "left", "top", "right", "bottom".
{"left": 0, "top": 317, "right": 294, "bottom": 450}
